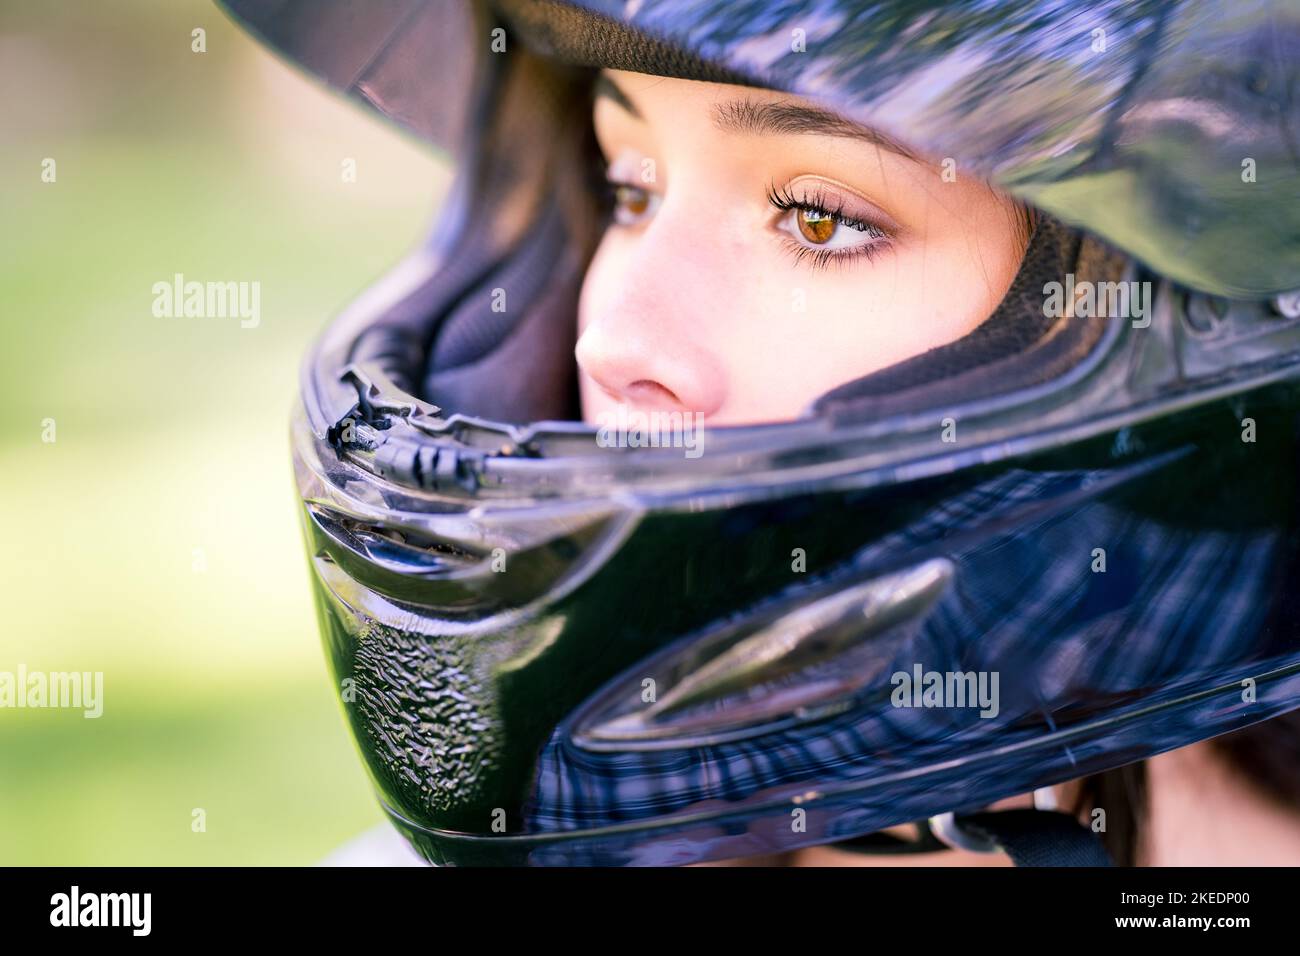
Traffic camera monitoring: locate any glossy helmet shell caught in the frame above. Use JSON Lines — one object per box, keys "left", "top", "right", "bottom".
{"left": 223, "top": 0, "right": 1300, "bottom": 864}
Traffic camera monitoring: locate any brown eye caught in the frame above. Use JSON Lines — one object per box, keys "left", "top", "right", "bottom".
{"left": 614, "top": 184, "right": 652, "bottom": 221}
{"left": 797, "top": 208, "right": 836, "bottom": 244}
{"left": 771, "top": 183, "right": 892, "bottom": 266}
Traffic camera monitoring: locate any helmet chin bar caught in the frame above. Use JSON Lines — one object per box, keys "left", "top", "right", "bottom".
{"left": 568, "top": 558, "right": 957, "bottom": 751}
{"left": 291, "top": 270, "right": 1300, "bottom": 864}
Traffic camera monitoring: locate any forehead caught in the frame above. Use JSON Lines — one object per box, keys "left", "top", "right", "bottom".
{"left": 594, "top": 69, "right": 923, "bottom": 165}
{"left": 597, "top": 68, "right": 785, "bottom": 112}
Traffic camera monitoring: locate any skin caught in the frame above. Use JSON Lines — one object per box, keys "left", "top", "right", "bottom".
{"left": 576, "top": 69, "right": 1028, "bottom": 426}
{"left": 575, "top": 70, "right": 1300, "bottom": 867}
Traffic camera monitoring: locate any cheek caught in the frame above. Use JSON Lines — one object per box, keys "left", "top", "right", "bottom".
{"left": 715, "top": 235, "right": 1014, "bottom": 421}
{"left": 803, "top": 228, "right": 1020, "bottom": 362}
{"left": 688, "top": 264, "right": 892, "bottom": 422}
{"left": 900, "top": 227, "right": 1023, "bottom": 340}
{"left": 735, "top": 263, "right": 914, "bottom": 384}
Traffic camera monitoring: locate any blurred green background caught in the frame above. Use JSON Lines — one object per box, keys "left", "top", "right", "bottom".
{"left": 0, "top": 0, "right": 447, "bottom": 863}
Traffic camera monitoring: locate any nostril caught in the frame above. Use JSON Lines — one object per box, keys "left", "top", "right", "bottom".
{"left": 625, "top": 379, "right": 683, "bottom": 407}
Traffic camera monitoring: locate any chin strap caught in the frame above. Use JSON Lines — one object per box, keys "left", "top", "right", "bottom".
{"left": 831, "top": 809, "right": 1113, "bottom": 866}
{"left": 953, "top": 810, "right": 1114, "bottom": 867}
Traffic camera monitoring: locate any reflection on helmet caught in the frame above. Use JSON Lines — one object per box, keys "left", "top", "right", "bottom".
{"left": 222, "top": 0, "right": 1300, "bottom": 864}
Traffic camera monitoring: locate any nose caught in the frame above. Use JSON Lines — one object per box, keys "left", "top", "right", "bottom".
{"left": 575, "top": 250, "right": 727, "bottom": 418}
{"left": 578, "top": 326, "right": 725, "bottom": 414}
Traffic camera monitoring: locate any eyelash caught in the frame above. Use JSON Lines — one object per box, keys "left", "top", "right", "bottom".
{"left": 765, "top": 181, "right": 892, "bottom": 271}
{"left": 598, "top": 176, "right": 892, "bottom": 272}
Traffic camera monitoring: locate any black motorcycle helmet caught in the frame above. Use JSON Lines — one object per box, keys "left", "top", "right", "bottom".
{"left": 220, "top": 0, "right": 1300, "bottom": 865}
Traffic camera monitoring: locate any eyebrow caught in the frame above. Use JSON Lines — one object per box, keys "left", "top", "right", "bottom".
{"left": 594, "top": 73, "right": 641, "bottom": 118}
{"left": 594, "top": 73, "right": 917, "bottom": 161}
{"left": 712, "top": 98, "right": 919, "bottom": 160}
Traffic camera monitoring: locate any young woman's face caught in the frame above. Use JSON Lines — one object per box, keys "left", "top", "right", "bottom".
{"left": 577, "top": 69, "right": 1029, "bottom": 426}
